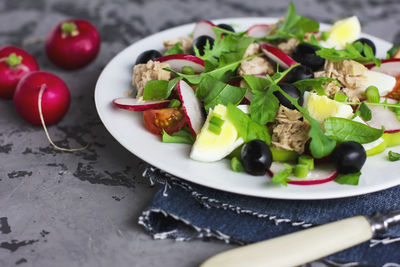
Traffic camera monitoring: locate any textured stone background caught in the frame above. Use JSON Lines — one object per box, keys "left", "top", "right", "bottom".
{"left": 0, "top": 0, "right": 399, "bottom": 266}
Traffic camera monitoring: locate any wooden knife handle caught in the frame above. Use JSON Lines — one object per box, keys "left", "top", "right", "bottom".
{"left": 200, "top": 216, "right": 373, "bottom": 267}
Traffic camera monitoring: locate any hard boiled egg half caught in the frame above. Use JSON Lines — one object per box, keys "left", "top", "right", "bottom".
{"left": 303, "top": 92, "right": 354, "bottom": 124}
{"left": 190, "top": 104, "right": 244, "bottom": 162}
{"left": 323, "top": 16, "right": 361, "bottom": 49}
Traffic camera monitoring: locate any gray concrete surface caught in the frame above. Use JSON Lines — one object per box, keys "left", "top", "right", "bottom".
{"left": 0, "top": 0, "right": 399, "bottom": 266}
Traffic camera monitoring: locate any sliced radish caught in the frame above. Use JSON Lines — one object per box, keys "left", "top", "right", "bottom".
{"left": 155, "top": 54, "right": 205, "bottom": 73}
{"left": 364, "top": 59, "right": 400, "bottom": 99}
{"left": 113, "top": 97, "right": 169, "bottom": 111}
{"left": 365, "top": 58, "right": 400, "bottom": 77}
{"left": 260, "top": 43, "right": 297, "bottom": 69}
{"left": 365, "top": 97, "right": 400, "bottom": 133}
{"left": 192, "top": 20, "right": 216, "bottom": 40}
{"left": 176, "top": 80, "right": 205, "bottom": 136}
{"left": 247, "top": 24, "right": 272, "bottom": 38}
{"left": 269, "top": 162, "right": 338, "bottom": 186}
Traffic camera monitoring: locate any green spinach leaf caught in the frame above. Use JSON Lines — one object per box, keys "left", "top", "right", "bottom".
{"left": 195, "top": 75, "right": 247, "bottom": 111}
{"left": 242, "top": 75, "right": 270, "bottom": 92}
{"left": 161, "top": 127, "right": 194, "bottom": 145}
{"left": 226, "top": 103, "right": 271, "bottom": 144}
{"left": 249, "top": 65, "right": 297, "bottom": 125}
{"left": 142, "top": 80, "right": 169, "bottom": 100}
{"left": 324, "top": 117, "right": 384, "bottom": 144}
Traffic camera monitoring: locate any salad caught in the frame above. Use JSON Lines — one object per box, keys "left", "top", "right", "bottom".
{"left": 113, "top": 3, "right": 400, "bottom": 186}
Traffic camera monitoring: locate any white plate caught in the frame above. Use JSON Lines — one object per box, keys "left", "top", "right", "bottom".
{"left": 95, "top": 17, "right": 400, "bottom": 200}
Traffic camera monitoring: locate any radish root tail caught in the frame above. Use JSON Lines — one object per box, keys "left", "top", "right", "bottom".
{"left": 38, "top": 84, "right": 89, "bottom": 152}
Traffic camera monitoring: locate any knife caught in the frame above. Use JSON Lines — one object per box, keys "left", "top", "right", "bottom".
{"left": 200, "top": 210, "right": 400, "bottom": 267}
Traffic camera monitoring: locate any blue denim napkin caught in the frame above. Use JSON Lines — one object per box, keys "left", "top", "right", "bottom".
{"left": 138, "top": 167, "right": 400, "bottom": 266}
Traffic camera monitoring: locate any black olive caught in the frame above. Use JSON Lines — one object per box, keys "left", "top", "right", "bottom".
{"left": 332, "top": 141, "right": 367, "bottom": 174}
{"left": 293, "top": 43, "right": 318, "bottom": 55}
{"left": 217, "top": 23, "right": 235, "bottom": 33}
{"left": 273, "top": 83, "right": 303, "bottom": 110}
{"left": 284, "top": 65, "right": 314, "bottom": 83}
{"left": 292, "top": 43, "right": 325, "bottom": 71}
{"left": 135, "top": 50, "right": 162, "bottom": 65}
{"left": 354, "top": 38, "right": 376, "bottom": 56}
{"left": 192, "top": 35, "right": 214, "bottom": 56}
{"left": 241, "top": 140, "right": 273, "bottom": 176}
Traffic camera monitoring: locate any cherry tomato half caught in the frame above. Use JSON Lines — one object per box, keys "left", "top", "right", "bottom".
{"left": 143, "top": 108, "right": 186, "bottom": 135}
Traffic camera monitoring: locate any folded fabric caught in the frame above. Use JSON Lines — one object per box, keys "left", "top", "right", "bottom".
{"left": 139, "top": 167, "right": 400, "bottom": 266}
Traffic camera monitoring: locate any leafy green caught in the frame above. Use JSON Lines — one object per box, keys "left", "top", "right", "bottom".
{"left": 195, "top": 75, "right": 247, "bottom": 111}
{"left": 386, "top": 45, "right": 399, "bottom": 59}
{"left": 250, "top": 83, "right": 280, "bottom": 125}
{"left": 161, "top": 127, "right": 194, "bottom": 145}
{"left": 164, "top": 42, "right": 184, "bottom": 56}
{"left": 357, "top": 102, "right": 372, "bottom": 121}
{"left": 324, "top": 117, "right": 384, "bottom": 144}
{"left": 163, "top": 67, "right": 203, "bottom": 84}
{"left": 315, "top": 41, "right": 381, "bottom": 66}
{"left": 164, "top": 53, "right": 262, "bottom": 85}
{"left": 142, "top": 80, "right": 169, "bottom": 100}
{"left": 249, "top": 65, "right": 297, "bottom": 125}
{"left": 231, "top": 157, "right": 245, "bottom": 172}
{"left": 334, "top": 93, "right": 348, "bottom": 103}
{"left": 272, "top": 163, "right": 292, "bottom": 186}
{"left": 293, "top": 77, "right": 336, "bottom": 95}
{"left": 197, "top": 27, "right": 255, "bottom": 70}
{"left": 305, "top": 112, "right": 337, "bottom": 158}
{"left": 389, "top": 101, "right": 400, "bottom": 121}
{"left": 168, "top": 76, "right": 182, "bottom": 94}
{"left": 388, "top": 151, "right": 400, "bottom": 161}
{"left": 335, "top": 171, "right": 361, "bottom": 185}
{"left": 226, "top": 103, "right": 271, "bottom": 144}
{"left": 242, "top": 75, "right": 270, "bottom": 92}
{"left": 262, "top": 2, "right": 319, "bottom": 42}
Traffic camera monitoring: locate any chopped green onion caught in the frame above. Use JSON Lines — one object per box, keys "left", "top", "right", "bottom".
{"left": 182, "top": 66, "right": 195, "bottom": 75}
{"left": 388, "top": 150, "right": 400, "bottom": 161}
{"left": 298, "top": 155, "right": 314, "bottom": 170}
{"left": 320, "top": 31, "right": 330, "bottom": 41}
{"left": 334, "top": 93, "right": 348, "bottom": 103}
{"left": 293, "top": 164, "right": 309, "bottom": 178}
{"left": 209, "top": 115, "right": 225, "bottom": 128}
{"left": 168, "top": 99, "right": 181, "bottom": 108}
{"left": 365, "top": 86, "right": 380, "bottom": 103}
{"left": 231, "top": 157, "right": 245, "bottom": 172}
{"left": 386, "top": 45, "right": 399, "bottom": 59}
{"left": 208, "top": 123, "right": 222, "bottom": 135}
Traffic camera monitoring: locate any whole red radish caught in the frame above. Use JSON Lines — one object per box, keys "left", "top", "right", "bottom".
{"left": 45, "top": 19, "right": 100, "bottom": 70}
{"left": 0, "top": 46, "right": 39, "bottom": 99}
{"left": 14, "top": 71, "right": 70, "bottom": 126}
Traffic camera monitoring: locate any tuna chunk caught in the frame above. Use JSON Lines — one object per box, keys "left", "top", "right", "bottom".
{"left": 271, "top": 106, "right": 310, "bottom": 154}
{"left": 163, "top": 37, "right": 193, "bottom": 54}
{"left": 132, "top": 60, "right": 171, "bottom": 98}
